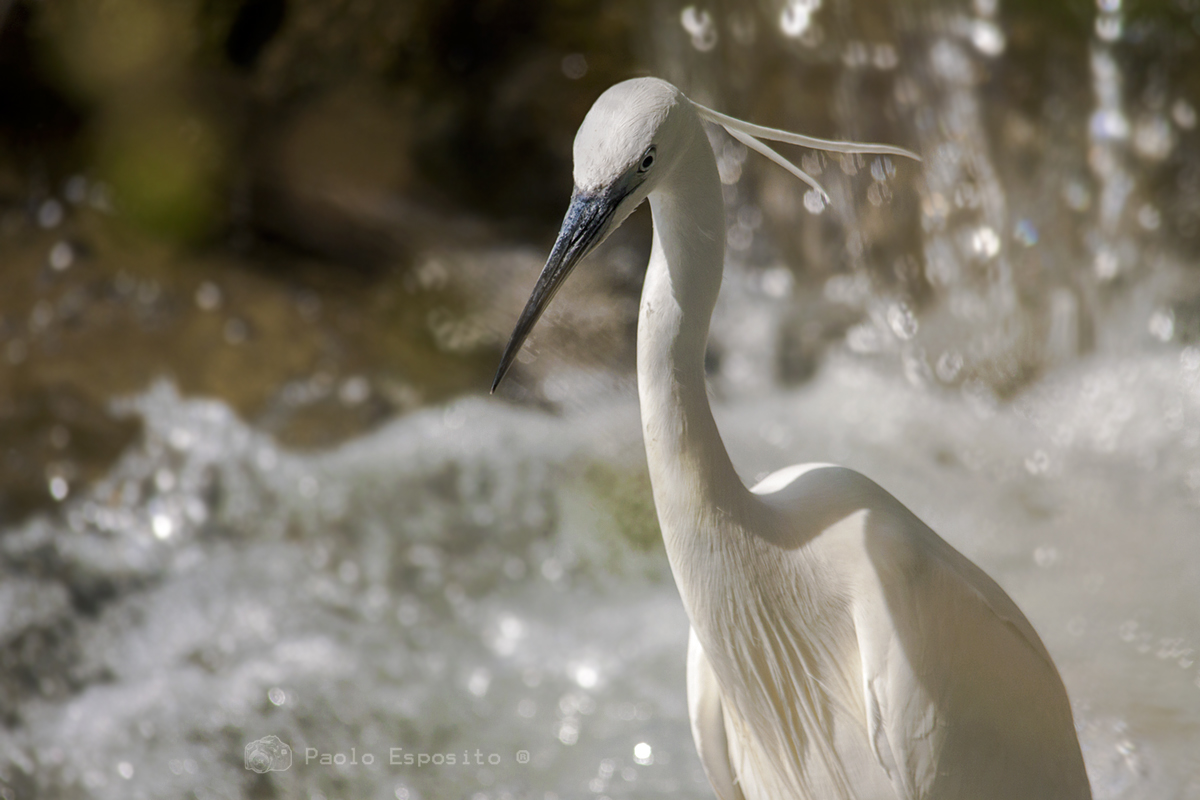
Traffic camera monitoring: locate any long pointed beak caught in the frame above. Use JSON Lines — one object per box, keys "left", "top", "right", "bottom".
{"left": 491, "top": 188, "right": 622, "bottom": 392}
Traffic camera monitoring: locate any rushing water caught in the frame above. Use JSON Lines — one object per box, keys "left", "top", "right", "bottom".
{"left": 1, "top": 0, "right": 1199, "bottom": 798}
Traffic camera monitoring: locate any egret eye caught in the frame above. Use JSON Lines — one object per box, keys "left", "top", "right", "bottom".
{"left": 639, "top": 147, "right": 656, "bottom": 173}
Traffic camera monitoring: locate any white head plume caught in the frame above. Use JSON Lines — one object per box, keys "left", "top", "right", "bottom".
{"left": 692, "top": 101, "right": 921, "bottom": 202}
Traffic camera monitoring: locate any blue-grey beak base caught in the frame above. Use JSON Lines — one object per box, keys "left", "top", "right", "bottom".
{"left": 491, "top": 188, "right": 624, "bottom": 393}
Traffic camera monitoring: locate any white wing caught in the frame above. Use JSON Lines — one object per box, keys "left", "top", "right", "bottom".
{"left": 753, "top": 464, "right": 1092, "bottom": 800}
{"left": 687, "top": 626, "right": 746, "bottom": 800}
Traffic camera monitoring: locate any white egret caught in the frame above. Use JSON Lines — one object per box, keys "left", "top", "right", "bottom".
{"left": 492, "top": 78, "right": 1091, "bottom": 799}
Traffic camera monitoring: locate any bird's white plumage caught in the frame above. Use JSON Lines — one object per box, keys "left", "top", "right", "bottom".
{"left": 503, "top": 77, "right": 1092, "bottom": 800}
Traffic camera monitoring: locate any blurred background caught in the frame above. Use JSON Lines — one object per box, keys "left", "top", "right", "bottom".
{"left": 0, "top": 0, "right": 1198, "bottom": 797}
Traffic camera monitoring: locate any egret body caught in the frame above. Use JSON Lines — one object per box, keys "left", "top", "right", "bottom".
{"left": 493, "top": 78, "right": 1091, "bottom": 800}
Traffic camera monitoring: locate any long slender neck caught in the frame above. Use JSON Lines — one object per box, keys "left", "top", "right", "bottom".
{"left": 637, "top": 119, "right": 749, "bottom": 542}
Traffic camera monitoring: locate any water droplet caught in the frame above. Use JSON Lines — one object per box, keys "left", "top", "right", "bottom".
{"left": 468, "top": 668, "right": 491, "bottom": 697}
{"left": 339, "top": 376, "right": 370, "bottom": 406}
{"left": 574, "top": 664, "right": 598, "bottom": 688}
{"left": 1133, "top": 115, "right": 1173, "bottom": 161}
{"left": 195, "top": 282, "right": 221, "bottom": 311}
{"left": 1063, "top": 181, "right": 1091, "bottom": 212}
{"left": 1013, "top": 219, "right": 1038, "bottom": 246}
{"left": 49, "top": 242, "right": 74, "bottom": 271}
{"left": 935, "top": 350, "right": 963, "bottom": 382}
{"left": 557, "top": 720, "right": 579, "bottom": 745}
{"left": 780, "top": 1, "right": 814, "bottom": 38}
{"left": 886, "top": 303, "right": 918, "bottom": 340}
{"left": 1094, "top": 248, "right": 1119, "bottom": 280}
{"left": 1095, "top": 14, "right": 1122, "bottom": 42}
{"left": 633, "top": 742, "right": 653, "bottom": 765}
{"left": 1089, "top": 108, "right": 1130, "bottom": 141}
{"left": 802, "top": 189, "right": 825, "bottom": 214}
{"left": 152, "top": 514, "right": 174, "bottom": 539}
{"left": 1033, "top": 545, "right": 1059, "bottom": 567}
{"left": 1172, "top": 98, "right": 1196, "bottom": 130}
{"left": 48, "top": 476, "right": 69, "bottom": 501}
{"left": 872, "top": 44, "right": 898, "bottom": 70}
{"left": 561, "top": 53, "right": 587, "bottom": 80}
{"left": 970, "top": 20, "right": 1005, "bottom": 56}
{"left": 116, "top": 762, "right": 134, "bottom": 780}
{"left": 268, "top": 687, "right": 286, "bottom": 706}
{"left": 64, "top": 176, "right": 88, "bottom": 205}
{"left": 680, "top": 7, "right": 717, "bottom": 51}
{"left": 38, "top": 199, "right": 63, "bottom": 229}
{"left": 1137, "top": 204, "right": 1161, "bottom": 231}
{"left": 970, "top": 226, "right": 1001, "bottom": 259}
{"left": 1148, "top": 308, "right": 1175, "bottom": 342}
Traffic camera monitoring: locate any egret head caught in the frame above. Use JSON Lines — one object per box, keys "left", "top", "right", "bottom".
{"left": 490, "top": 78, "right": 921, "bottom": 392}
{"left": 491, "top": 78, "right": 684, "bottom": 392}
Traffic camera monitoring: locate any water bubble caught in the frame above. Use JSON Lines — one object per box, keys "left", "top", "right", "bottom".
{"left": 970, "top": 226, "right": 1001, "bottom": 259}
{"left": 339, "top": 376, "right": 370, "bottom": 406}
{"left": 561, "top": 53, "right": 587, "bottom": 80}
{"left": 1013, "top": 219, "right": 1038, "bottom": 246}
{"left": 935, "top": 350, "right": 963, "bottom": 382}
{"left": 970, "top": 20, "right": 1005, "bottom": 56}
{"left": 574, "top": 664, "right": 598, "bottom": 689}
{"left": 1148, "top": 309, "right": 1175, "bottom": 342}
{"left": 268, "top": 687, "right": 286, "bottom": 706}
{"left": 49, "top": 242, "right": 74, "bottom": 271}
{"left": 1033, "top": 545, "right": 1059, "bottom": 567}
{"left": 633, "top": 742, "right": 653, "bottom": 765}
{"left": 38, "top": 199, "right": 63, "bottom": 229}
{"left": 48, "top": 476, "right": 69, "bottom": 501}
{"left": 1133, "top": 115, "right": 1173, "bottom": 160}
{"left": 780, "top": 1, "right": 816, "bottom": 38}
{"left": 64, "top": 176, "right": 88, "bottom": 205}
{"left": 680, "top": 7, "right": 717, "bottom": 51}
{"left": 468, "top": 668, "right": 491, "bottom": 697}
{"left": 1172, "top": 98, "right": 1196, "bottom": 130}
{"left": 28, "top": 301, "right": 51, "bottom": 335}
{"left": 1089, "top": 108, "right": 1130, "bottom": 141}
{"left": 1094, "top": 248, "right": 1120, "bottom": 280}
{"left": 1095, "top": 15, "right": 1122, "bottom": 42}
{"left": 556, "top": 719, "right": 579, "bottom": 745}
{"left": 152, "top": 514, "right": 174, "bottom": 540}
{"left": 195, "top": 282, "right": 221, "bottom": 311}
{"left": 872, "top": 44, "right": 898, "bottom": 70}
{"left": 886, "top": 303, "right": 918, "bottom": 340}
{"left": 1063, "top": 181, "right": 1091, "bottom": 211}
{"left": 802, "top": 189, "right": 825, "bottom": 214}
{"left": 761, "top": 267, "right": 792, "bottom": 299}
{"left": 1137, "top": 204, "right": 1161, "bottom": 231}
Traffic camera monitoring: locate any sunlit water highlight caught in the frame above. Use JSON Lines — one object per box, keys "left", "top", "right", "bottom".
{"left": 1, "top": 346, "right": 1198, "bottom": 797}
